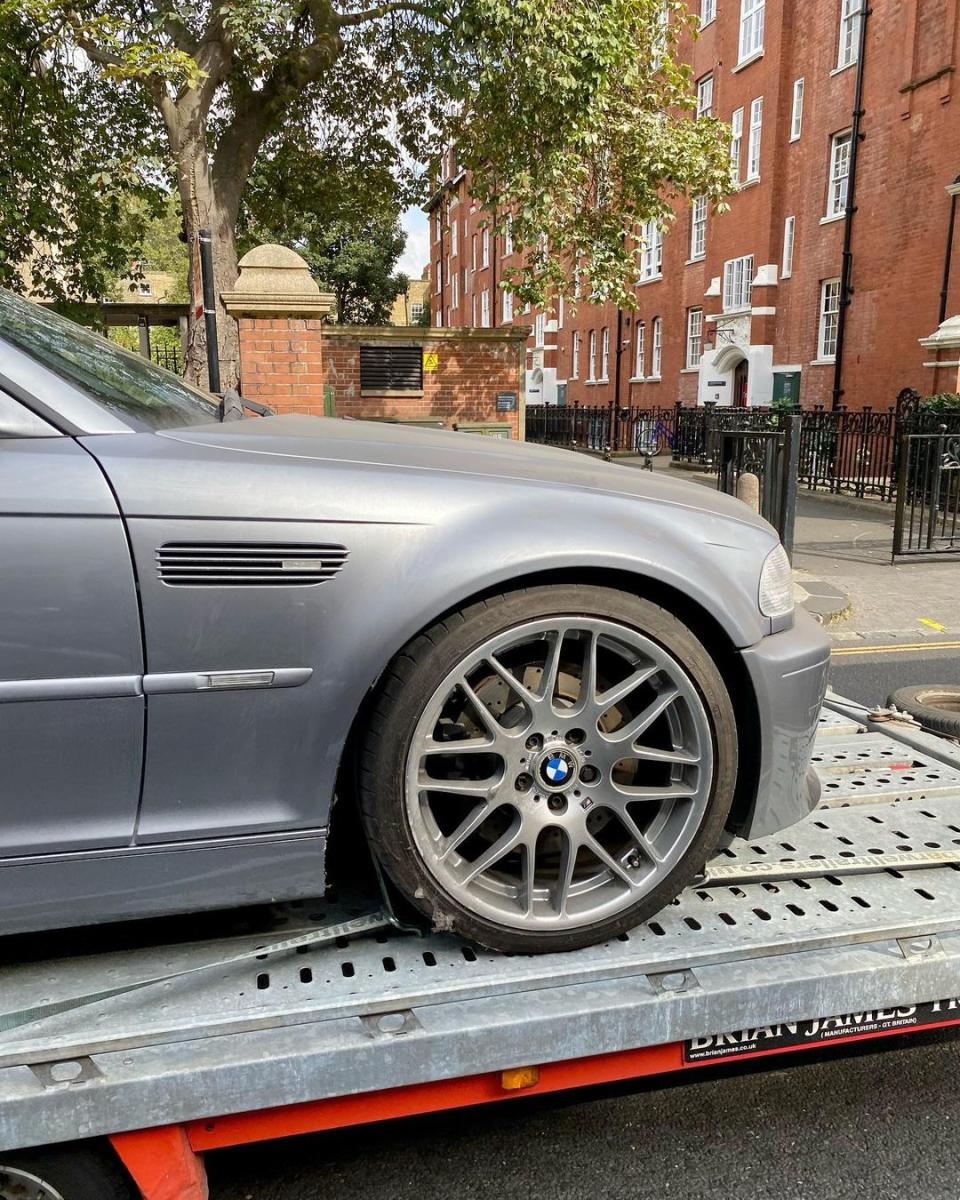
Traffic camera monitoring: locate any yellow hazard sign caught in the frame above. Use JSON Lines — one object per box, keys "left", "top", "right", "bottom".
{"left": 423, "top": 350, "right": 439, "bottom": 373}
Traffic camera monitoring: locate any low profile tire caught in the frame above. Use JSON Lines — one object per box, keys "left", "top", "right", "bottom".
{"left": 360, "top": 586, "right": 738, "bottom": 954}
{"left": 887, "top": 685, "right": 960, "bottom": 739}
{"left": 0, "top": 1142, "right": 135, "bottom": 1200}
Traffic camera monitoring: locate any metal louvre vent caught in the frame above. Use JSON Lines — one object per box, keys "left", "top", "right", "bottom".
{"left": 156, "top": 543, "right": 349, "bottom": 587}
{"left": 359, "top": 344, "right": 423, "bottom": 391}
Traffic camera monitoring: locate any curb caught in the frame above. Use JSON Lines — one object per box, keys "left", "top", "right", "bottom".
{"left": 794, "top": 573, "right": 852, "bottom": 627}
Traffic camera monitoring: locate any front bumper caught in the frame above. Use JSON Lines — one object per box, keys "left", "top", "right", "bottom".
{"left": 736, "top": 609, "right": 831, "bottom": 839}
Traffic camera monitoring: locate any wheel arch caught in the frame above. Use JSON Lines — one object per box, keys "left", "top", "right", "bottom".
{"left": 333, "top": 566, "right": 761, "bottom": 845}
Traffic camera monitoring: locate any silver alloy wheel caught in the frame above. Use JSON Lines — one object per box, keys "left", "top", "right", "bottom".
{"left": 0, "top": 1166, "right": 66, "bottom": 1200}
{"left": 405, "top": 617, "right": 714, "bottom": 932}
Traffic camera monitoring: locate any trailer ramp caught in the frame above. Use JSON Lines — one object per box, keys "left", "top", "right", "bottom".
{"left": 3, "top": 701, "right": 960, "bottom": 1153}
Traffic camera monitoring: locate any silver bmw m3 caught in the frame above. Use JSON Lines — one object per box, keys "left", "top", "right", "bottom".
{"left": 0, "top": 289, "right": 829, "bottom": 953}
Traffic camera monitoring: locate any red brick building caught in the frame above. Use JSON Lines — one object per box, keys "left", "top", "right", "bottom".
{"left": 428, "top": 0, "right": 960, "bottom": 411}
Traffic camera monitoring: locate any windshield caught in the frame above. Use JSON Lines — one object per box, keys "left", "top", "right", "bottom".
{"left": 0, "top": 288, "right": 220, "bottom": 431}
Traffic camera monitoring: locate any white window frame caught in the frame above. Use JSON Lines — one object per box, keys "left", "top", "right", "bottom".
{"left": 686, "top": 309, "right": 704, "bottom": 369}
{"left": 534, "top": 312, "right": 545, "bottom": 348}
{"left": 588, "top": 330, "right": 597, "bottom": 381}
{"left": 481, "top": 228, "right": 490, "bottom": 268}
{"left": 790, "top": 78, "right": 804, "bottom": 141}
{"left": 738, "top": 0, "right": 764, "bottom": 62}
{"left": 746, "top": 97, "right": 762, "bottom": 181}
{"left": 502, "top": 288, "right": 513, "bottom": 322}
{"left": 639, "top": 219, "right": 663, "bottom": 281}
{"left": 451, "top": 218, "right": 458, "bottom": 257}
{"left": 436, "top": 309, "right": 443, "bottom": 327}
{"left": 571, "top": 331, "right": 580, "bottom": 379}
{"left": 700, "top": 0, "right": 716, "bottom": 27}
{"left": 651, "top": 2, "right": 668, "bottom": 71}
{"left": 690, "top": 196, "right": 707, "bottom": 261}
{"left": 410, "top": 302, "right": 424, "bottom": 322}
{"left": 650, "top": 317, "right": 662, "bottom": 378}
{"left": 471, "top": 234, "right": 477, "bottom": 271}
{"left": 723, "top": 254, "right": 754, "bottom": 312}
{"left": 818, "top": 278, "right": 841, "bottom": 360}
{"left": 730, "top": 108, "right": 744, "bottom": 185}
{"left": 696, "top": 75, "right": 714, "bottom": 118}
{"left": 471, "top": 294, "right": 476, "bottom": 326}
{"left": 451, "top": 270, "right": 459, "bottom": 307}
{"left": 838, "top": 0, "right": 862, "bottom": 69}
{"left": 827, "top": 130, "right": 852, "bottom": 218}
{"left": 480, "top": 288, "right": 490, "bottom": 328}
{"left": 782, "top": 216, "right": 796, "bottom": 279}
{"left": 600, "top": 327, "right": 610, "bottom": 380}
{"left": 634, "top": 321, "right": 645, "bottom": 378}
{"left": 503, "top": 217, "right": 513, "bottom": 257}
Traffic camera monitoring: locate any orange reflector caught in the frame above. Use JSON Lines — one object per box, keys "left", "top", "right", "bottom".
{"left": 501, "top": 1065, "right": 540, "bottom": 1091}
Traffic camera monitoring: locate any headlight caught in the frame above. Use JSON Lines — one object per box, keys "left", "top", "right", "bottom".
{"left": 758, "top": 544, "right": 794, "bottom": 618}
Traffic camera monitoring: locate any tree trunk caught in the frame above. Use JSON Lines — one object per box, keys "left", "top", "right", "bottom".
{"left": 174, "top": 132, "right": 242, "bottom": 392}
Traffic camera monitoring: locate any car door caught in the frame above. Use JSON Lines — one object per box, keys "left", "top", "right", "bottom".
{"left": 0, "top": 390, "right": 144, "bottom": 857}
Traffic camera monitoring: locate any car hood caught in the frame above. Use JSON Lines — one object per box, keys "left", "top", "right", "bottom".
{"left": 159, "top": 413, "right": 772, "bottom": 533}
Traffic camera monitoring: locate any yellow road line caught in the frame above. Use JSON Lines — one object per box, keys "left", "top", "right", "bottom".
{"left": 831, "top": 640, "right": 960, "bottom": 657}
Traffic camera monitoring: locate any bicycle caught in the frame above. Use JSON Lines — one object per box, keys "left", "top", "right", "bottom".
{"left": 635, "top": 415, "right": 675, "bottom": 457}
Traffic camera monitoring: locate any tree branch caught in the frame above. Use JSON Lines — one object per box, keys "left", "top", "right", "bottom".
{"left": 334, "top": 1, "right": 449, "bottom": 27}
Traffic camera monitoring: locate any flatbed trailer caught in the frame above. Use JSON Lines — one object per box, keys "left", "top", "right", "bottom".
{"left": 4, "top": 695, "right": 960, "bottom": 1200}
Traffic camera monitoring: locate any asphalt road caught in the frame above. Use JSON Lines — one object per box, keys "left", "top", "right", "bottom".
{"left": 828, "top": 640, "right": 960, "bottom": 707}
{"left": 207, "top": 1028, "right": 960, "bottom": 1200}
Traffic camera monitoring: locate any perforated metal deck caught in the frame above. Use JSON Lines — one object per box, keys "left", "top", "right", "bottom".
{"left": 4, "top": 699, "right": 960, "bottom": 1153}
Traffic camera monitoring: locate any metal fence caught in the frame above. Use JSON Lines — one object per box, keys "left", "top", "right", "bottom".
{"left": 524, "top": 397, "right": 960, "bottom": 507}
{"left": 152, "top": 344, "right": 182, "bottom": 374}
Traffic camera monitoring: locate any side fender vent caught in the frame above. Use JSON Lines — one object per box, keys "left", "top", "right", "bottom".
{"left": 157, "top": 542, "right": 349, "bottom": 587}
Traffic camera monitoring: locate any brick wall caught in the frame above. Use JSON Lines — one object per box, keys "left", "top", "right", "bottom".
{"left": 236, "top": 320, "right": 528, "bottom": 439}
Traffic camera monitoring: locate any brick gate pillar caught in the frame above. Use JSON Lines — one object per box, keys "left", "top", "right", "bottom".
{"left": 221, "top": 244, "right": 335, "bottom": 414}
{"left": 919, "top": 314, "right": 960, "bottom": 395}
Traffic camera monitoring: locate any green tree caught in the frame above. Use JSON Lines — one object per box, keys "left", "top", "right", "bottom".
{"left": 6, "top": 0, "right": 730, "bottom": 387}
{"left": 241, "top": 137, "right": 409, "bottom": 324}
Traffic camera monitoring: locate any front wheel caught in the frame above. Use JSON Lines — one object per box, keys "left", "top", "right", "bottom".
{"left": 360, "top": 586, "right": 738, "bottom": 954}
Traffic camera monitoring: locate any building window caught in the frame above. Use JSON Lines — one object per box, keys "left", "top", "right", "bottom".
{"left": 588, "top": 330, "right": 597, "bottom": 381}
{"left": 481, "top": 228, "right": 490, "bottom": 268}
{"left": 639, "top": 220, "right": 663, "bottom": 281}
{"left": 651, "top": 318, "right": 662, "bottom": 378}
{"left": 451, "top": 270, "right": 459, "bottom": 306}
{"left": 827, "top": 130, "right": 852, "bottom": 218}
{"left": 730, "top": 108, "right": 743, "bottom": 184}
{"left": 600, "top": 327, "right": 610, "bottom": 380}
{"left": 790, "top": 78, "right": 804, "bottom": 141}
{"left": 634, "top": 322, "right": 646, "bottom": 378}
{"left": 480, "top": 289, "right": 490, "bottom": 327}
{"left": 534, "top": 312, "right": 545, "bottom": 347}
{"left": 360, "top": 344, "right": 424, "bottom": 392}
{"left": 433, "top": 211, "right": 441, "bottom": 243}
{"left": 818, "top": 278, "right": 841, "bottom": 360}
{"left": 471, "top": 295, "right": 477, "bottom": 325}
{"left": 410, "top": 302, "right": 424, "bottom": 322}
{"left": 571, "top": 331, "right": 580, "bottom": 378}
{"left": 435, "top": 310, "right": 443, "bottom": 327}
{"left": 746, "top": 97, "right": 762, "bottom": 180}
{"left": 723, "top": 255, "right": 754, "bottom": 311}
{"left": 738, "top": 0, "right": 764, "bottom": 61}
{"left": 782, "top": 216, "right": 796, "bottom": 279}
{"left": 690, "top": 196, "right": 707, "bottom": 261}
{"left": 838, "top": 0, "right": 862, "bottom": 68}
{"left": 504, "top": 217, "right": 513, "bottom": 257}
{"left": 696, "top": 75, "right": 714, "bottom": 117}
{"left": 558, "top": 294, "right": 565, "bottom": 329}
{"left": 451, "top": 219, "right": 458, "bottom": 257}
{"left": 651, "top": 2, "right": 668, "bottom": 70}
{"left": 471, "top": 234, "right": 477, "bottom": 271}
{"left": 503, "top": 289, "right": 513, "bottom": 322}
{"left": 686, "top": 309, "right": 704, "bottom": 368}
{"left": 700, "top": 0, "right": 716, "bottom": 27}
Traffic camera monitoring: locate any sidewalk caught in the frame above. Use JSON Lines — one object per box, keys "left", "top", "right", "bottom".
{"left": 622, "top": 456, "right": 959, "bottom": 637}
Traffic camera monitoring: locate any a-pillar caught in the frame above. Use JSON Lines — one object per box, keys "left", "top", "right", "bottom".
{"left": 221, "top": 244, "right": 335, "bottom": 414}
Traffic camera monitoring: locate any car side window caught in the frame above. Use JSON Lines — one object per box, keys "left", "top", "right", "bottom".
{"left": 0, "top": 389, "right": 59, "bottom": 438}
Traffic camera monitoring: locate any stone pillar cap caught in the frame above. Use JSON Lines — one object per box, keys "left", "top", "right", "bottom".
{"left": 919, "top": 314, "right": 960, "bottom": 350}
{"left": 222, "top": 243, "right": 334, "bottom": 318}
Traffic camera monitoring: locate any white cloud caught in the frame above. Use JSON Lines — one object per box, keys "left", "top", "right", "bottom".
{"left": 398, "top": 206, "right": 430, "bottom": 280}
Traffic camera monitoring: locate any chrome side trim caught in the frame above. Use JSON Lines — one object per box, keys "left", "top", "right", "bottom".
{"left": 0, "top": 668, "right": 313, "bottom": 703}
{"left": 142, "top": 667, "right": 313, "bottom": 694}
{"left": 0, "top": 676, "right": 142, "bottom": 704}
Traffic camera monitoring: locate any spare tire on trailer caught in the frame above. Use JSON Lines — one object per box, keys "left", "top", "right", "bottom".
{"left": 887, "top": 686, "right": 960, "bottom": 738}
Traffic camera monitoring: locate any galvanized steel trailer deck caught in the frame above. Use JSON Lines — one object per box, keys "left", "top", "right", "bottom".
{"left": 4, "top": 699, "right": 960, "bottom": 1197}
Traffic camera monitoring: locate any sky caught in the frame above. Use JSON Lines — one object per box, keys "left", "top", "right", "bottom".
{"left": 399, "top": 206, "right": 430, "bottom": 280}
